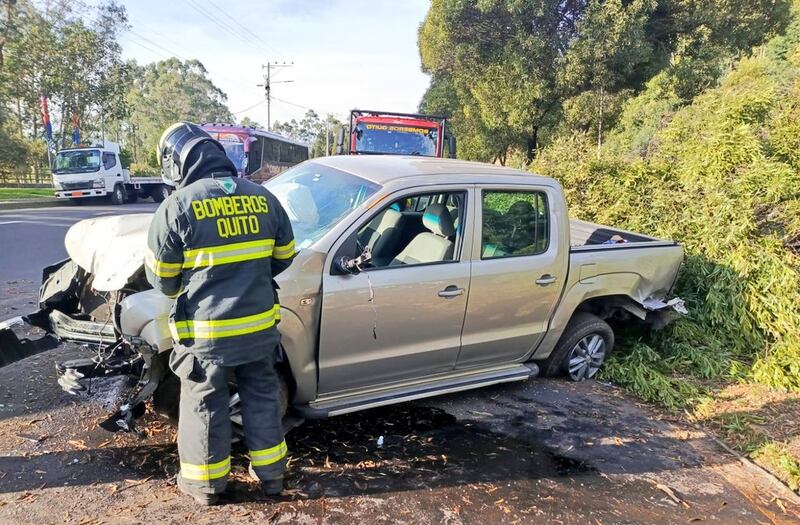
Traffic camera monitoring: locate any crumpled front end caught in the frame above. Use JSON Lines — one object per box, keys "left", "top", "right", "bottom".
{"left": 0, "top": 214, "right": 177, "bottom": 431}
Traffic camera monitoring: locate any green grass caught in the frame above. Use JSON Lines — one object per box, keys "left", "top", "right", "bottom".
{"left": 0, "top": 188, "right": 55, "bottom": 201}
{"left": 754, "top": 443, "right": 800, "bottom": 491}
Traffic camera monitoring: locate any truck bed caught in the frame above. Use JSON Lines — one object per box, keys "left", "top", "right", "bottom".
{"left": 569, "top": 219, "right": 675, "bottom": 250}
{"left": 567, "top": 219, "right": 683, "bottom": 306}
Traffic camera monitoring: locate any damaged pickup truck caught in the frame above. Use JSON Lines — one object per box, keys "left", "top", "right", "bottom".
{"left": 0, "top": 156, "right": 686, "bottom": 431}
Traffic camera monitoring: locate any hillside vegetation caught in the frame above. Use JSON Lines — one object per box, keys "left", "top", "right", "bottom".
{"left": 420, "top": 0, "right": 800, "bottom": 488}
{"left": 535, "top": 26, "right": 800, "bottom": 399}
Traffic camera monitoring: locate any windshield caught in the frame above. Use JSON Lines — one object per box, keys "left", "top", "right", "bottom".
{"left": 355, "top": 123, "right": 438, "bottom": 156}
{"left": 53, "top": 150, "right": 101, "bottom": 174}
{"left": 204, "top": 130, "right": 248, "bottom": 173}
{"left": 220, "top": 141, "right": 247, "bottom": 172}
{"left": 264, "top": 162, "right": 381, "bottom": 249}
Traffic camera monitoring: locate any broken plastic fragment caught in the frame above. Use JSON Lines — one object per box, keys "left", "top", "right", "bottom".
{"left": 642, "top": 297, "right": 688, "bottom": 315}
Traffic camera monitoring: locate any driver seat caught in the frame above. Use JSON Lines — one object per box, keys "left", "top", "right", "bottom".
{"left": 358, "top": 208, "right": 403, "bottom": 266}
{"left": 391, "top": 203, "right": 455, "bottom": 265}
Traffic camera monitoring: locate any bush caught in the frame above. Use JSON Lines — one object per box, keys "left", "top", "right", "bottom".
{"left": 532, "top": 37, "right": 800, "bottom": 398}
{"left": 129, "top": 162, "right": 160, "bottom": 178}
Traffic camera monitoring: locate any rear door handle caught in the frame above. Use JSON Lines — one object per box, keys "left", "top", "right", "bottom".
{"left": 438, "top": 286, "right": 465, "bottom": 298}
{"left": 535, "top": 275, "right": 557, "bottom": 286}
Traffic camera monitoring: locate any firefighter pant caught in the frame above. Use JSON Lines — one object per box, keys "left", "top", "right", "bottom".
{"left": 169, "top": 348, "right": 288, "bottom": 495}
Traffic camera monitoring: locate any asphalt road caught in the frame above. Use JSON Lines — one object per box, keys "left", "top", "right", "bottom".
{"left": 0, "top": 201, "right": 158, "bottom": 318}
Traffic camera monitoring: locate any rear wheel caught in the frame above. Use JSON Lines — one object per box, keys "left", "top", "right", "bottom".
{"left": 110, "top": 184, "right": 125, "bottom": 205}
{"left": 151, "top": 184, "right": 171, "bottom": 203}
{"left": 539, "top": 312, "right": 614, "bottom": 381}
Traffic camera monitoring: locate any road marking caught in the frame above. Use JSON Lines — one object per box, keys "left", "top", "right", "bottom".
{"left": 0, "top": 214, "right": 87, "bottom": 221}
{"left": 0, "top": 220, "right": 72, "bottom": 227}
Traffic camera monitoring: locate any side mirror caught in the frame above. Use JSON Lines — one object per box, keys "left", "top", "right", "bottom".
{"left": 448, "top": 135, "right": 457, "bottom": 159}
{"left": 336, "top": 245, "right": 372, "bottom": 274}
{"left": 335, "top": 127, "right": 345, "bottom": 155}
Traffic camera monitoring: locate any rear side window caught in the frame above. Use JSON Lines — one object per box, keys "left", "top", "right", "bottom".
{"left": 481, "top": 190, "right": 549, "bottom": 258}
{"left": 102, "top": 152, "right": 117, "bottom": 170}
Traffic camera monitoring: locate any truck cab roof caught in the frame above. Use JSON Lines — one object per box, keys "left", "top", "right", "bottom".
{"left": 356, "top": 115, "right": 440, "bottom": 129}
{"left": 309, "top": 155, "right": 555, "bottom": 187}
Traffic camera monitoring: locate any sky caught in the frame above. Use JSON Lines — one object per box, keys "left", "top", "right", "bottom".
{"left": 118, "top": 0, "right": 433, "bottom": 127}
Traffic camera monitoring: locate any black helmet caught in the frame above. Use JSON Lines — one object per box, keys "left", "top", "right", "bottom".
{"left": 156, "top": 122, "right": 225, "bottom": 185}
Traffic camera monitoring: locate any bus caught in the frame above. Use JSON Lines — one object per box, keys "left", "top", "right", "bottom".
{"left": 201, "top": 123, "right": 309, "bottom": 182}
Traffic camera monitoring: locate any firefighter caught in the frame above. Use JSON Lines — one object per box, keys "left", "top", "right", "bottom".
{"left": 146, "top": 122, "right": 296, "bottom": 505}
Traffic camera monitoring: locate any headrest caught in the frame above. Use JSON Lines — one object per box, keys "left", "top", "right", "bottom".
{"left": 423, "top": 203, "right": 456, "bottom": 237}
{"left": 371, "top": 207, "right": 402, "bottom": 229}
{"left": 507, "top": 200, "right": 534, "bottom": 215}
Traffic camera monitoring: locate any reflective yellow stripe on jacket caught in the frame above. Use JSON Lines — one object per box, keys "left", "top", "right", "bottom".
{"left": 169, "top": 304, "right": 281, "bottom": 340}
{"left": 183, "top": 238, "right": 275, "bottom": 269}
{"left": 180, "top": 456, "right": 231, "bottom": 481}
{"left": 250, "top": 440, "right": 288, "bottom": 467}
{"left": 145, "top": 248, "right": 182, "bottom": 278}
{"left": 273, "top": 240, "right": 295, "bottom": 260}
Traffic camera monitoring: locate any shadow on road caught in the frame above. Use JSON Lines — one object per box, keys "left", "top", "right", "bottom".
{"left": 0, "top": 399, "right": 716, "bottom": 498}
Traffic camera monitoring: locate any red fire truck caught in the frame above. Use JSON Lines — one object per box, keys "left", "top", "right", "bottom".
{"left": 335, "top": 109, "right": 456, "bottom": 158}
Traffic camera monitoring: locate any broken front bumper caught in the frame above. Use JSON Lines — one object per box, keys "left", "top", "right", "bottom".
{"left": 0, "top": 313, "right": 60, "bottom": 367}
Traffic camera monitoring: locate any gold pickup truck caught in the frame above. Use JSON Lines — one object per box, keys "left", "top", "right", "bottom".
{"left": 0, "top": 156, "right": 685, "bottom": 431}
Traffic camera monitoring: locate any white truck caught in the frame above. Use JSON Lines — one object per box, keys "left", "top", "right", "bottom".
{"left": 51, "top": 142, "right": 172, "bottom": 205}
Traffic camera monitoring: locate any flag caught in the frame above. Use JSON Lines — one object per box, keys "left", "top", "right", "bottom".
{"left": 40, "top": 95, "right": 52, "bottom": 141}
{"left": 72, "top": 112, "right": 80, "bottom": 146}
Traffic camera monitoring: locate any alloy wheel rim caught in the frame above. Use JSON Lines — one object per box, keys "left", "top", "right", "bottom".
{"left": 567, "top": 334, "right": 606, "bottom": 381}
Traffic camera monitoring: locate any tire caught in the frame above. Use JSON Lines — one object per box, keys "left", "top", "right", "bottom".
{"left": 153, "top": 368, "right": 290, "bottom": 436}
{"left": 110, "top": 184, "right": 125, "bottom": 205}
{"left": 151, "top": 184, "right": 171, "bottom": 203}
{"left": 539, "top": 312, "right": 614, "bottom": 381}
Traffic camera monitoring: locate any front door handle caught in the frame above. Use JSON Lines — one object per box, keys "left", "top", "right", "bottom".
{"left": 438, "top": 286, "right": 465, "bottom": 298}
{"left": 535, "top": 275, "right": 557, "bottom": 286}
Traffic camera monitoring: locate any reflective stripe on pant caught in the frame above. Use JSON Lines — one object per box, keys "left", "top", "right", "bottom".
{"left": 170, "top": 350, "right": 231, "bottom": 494}
{"left": 236, "top": 356, "right": 287, "bottom": 480}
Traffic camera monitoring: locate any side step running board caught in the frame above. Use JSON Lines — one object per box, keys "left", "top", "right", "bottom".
{"left": 296, "top": 363, "right": 538, "bottom": 419}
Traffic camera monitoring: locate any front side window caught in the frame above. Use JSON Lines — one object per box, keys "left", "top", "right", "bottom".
{"left": 102, "top": 152, "right": 116, "bottom": 170}
{"left": 264, "top": 162, "right": 381, "bottom": 250}
{"left": 356, "top": 191, "right": 465, "bottom": 268}
{"left": 481, "top": 190, "right": 549, "bottom": 258}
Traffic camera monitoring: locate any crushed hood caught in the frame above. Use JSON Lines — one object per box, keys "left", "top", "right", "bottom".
{"left": 65, "top": 214, "right": 153, "bottom": 291}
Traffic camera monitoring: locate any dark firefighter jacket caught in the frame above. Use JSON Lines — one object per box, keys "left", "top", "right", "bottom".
{"left": 145, "top": 142, "right": 295, "bottom": 366}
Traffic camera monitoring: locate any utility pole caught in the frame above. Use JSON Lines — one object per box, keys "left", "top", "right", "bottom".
{"left": 257, "top": 62, "right": 293, "bottom": 131}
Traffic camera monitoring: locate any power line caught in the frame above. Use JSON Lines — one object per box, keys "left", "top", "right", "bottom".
{"left": 271, "top": 95, "right": 312, "bottom": 111}
{"left": 128, "top": 29, "right": 188, "bottom": 61}
{"left": 272, "top": 96, "right": 346, "bottom": 118}
{"left": 124, "top": 25, "right": 248, "bottom": 87}
{"left": 122, "top": 35, "right": 171, "bottom": 60}
{"left": 206, "top": 0, "right": 282, "bottom": 57}
{"left": 231, "top": 99, "right": 265, "bottom": 115}
{"left": 182, "top": 0, "right": 255, "bottom": 49}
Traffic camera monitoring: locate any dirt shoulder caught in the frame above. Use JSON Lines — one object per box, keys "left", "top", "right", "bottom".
{"left": 693, "top": 383, "right": 800, "bottom": 492}
{"left": 0, "top": 346, "right": 798, "bottom": 524}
